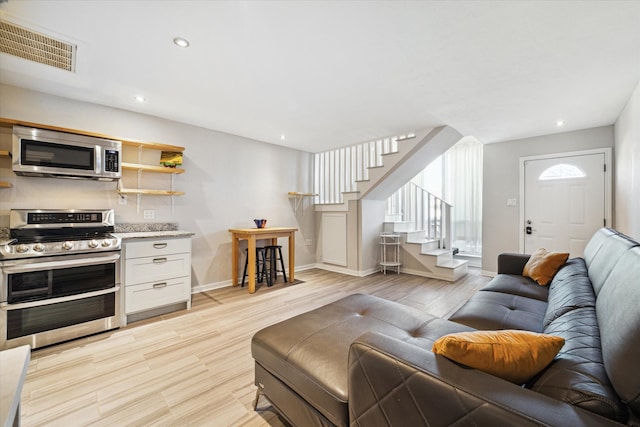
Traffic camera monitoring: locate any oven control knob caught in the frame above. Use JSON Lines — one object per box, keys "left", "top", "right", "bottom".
{"left": 88, "top": 240, "right": 99, "bottom": 248}
{"left": 33, "top": 243, "right": 45, "bottom": 252}
{"left": 16, "top": 244, "right": 29, "bottom": 253}
{"left": 62, "top": 241, "right": 74, "bottom": 250}
{"left": 101, "top": 239, "right": 112, "bottom": 247}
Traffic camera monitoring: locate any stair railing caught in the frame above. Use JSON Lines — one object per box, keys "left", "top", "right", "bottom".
{"left": 313, "top": 136, "right": 399, "bottom": 204}
{"left": 386, "top": 182, "right": 452, "bottom": 250}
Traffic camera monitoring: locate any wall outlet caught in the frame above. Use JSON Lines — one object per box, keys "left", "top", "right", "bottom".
{"left": 143, "top": 209, "right": 155, "bottom": 219}
{"left": 305, "top": 239, "right": 313, "bottom": 246}
{"left": 119, "top": 194, "right": 127, "bottom": 205}
{"left": 506, "top": 198, "right": 517, "bottom": 207}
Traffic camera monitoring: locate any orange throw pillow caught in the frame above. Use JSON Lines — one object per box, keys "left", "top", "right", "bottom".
{"left": 432, "top": 330, "right": 565, "bottom": 384}
{"left": 522, "top": 248, "right": 569, "bottom": 285}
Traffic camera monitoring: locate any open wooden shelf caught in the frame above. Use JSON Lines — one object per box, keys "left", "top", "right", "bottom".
{"left": 0, "top": 150, "right": 11, "bottom": 188}
{"left": 288, "top": 192, "right": 318, "bottom": 197}
{"left": 118, "top": 188, "right": 185, "bottom": 196}
{"left": 0, "top": 117, "right": 186, "bottom": 198}
{"left": 0, "top": 117, "right": 183, "bottom": 151}
{"left": 121, "top": 162, "right": 185, "bottom": 174}
{"left": 121, "top": 140, "right": 185, "bottom": 152}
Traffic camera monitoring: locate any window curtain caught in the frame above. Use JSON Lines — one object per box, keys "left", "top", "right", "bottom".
{"left": 443, "top": 137, "right": 483, "bottom": 255}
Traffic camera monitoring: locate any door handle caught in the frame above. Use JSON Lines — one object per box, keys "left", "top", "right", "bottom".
{"left": 526, "top": 220, "right": 533, "bottom": 234}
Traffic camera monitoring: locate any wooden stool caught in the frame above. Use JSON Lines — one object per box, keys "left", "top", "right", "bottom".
{"left": 264, "top": 245, "right": 287, "bottom": 284}
{"left": 242, "top": 247, "right": 269, "bottom": 287}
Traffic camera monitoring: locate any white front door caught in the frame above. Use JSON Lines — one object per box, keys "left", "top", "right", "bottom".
{"left": 522, "top": 151, "right": 609, "bottom": 257}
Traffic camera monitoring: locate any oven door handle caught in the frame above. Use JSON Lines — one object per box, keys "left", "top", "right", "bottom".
{"left": 1, "top": 286, "right": 120, "bottom": 310}
{"left": 1, "top": 253, "right": 120, "bottom": 274}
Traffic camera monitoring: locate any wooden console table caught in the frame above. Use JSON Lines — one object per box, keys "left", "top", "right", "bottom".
{"left": 229, "top": 227, "right": 298, "bottom": 293}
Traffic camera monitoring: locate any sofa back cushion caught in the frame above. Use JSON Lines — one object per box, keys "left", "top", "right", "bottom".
{"left": 532, "top": 308, "right": 627, "bottom": 422}
{"left": 543, "top": 258, "right": 595, "bottom": 329}
{"left": 583, "top": 227, "right": 616, "bottom": 266}
{"left": 584, "top": 228, "right": 639, "bottom": 295}
{"left": 596, "top": 247, "right": 640, "bottom": 418}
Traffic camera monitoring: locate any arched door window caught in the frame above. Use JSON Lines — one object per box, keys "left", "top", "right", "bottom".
{"left": 539, "top": 163, "right": 586, "bottom": 181}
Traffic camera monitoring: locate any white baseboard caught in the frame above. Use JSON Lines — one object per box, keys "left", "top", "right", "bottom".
{"left": 190, "top": 264, "right": 320, "bottom": 294}
{"left": 400, "top": 267, "right": 454, "bottom": 281}
{"left": 312, "top": 263, "right": 361, "bottom": 276}
{"left": 191, "top": 280, "right": 231, "bottom": 293}
{"left": 480, "top": 270, "right": 496, "bottom": 277}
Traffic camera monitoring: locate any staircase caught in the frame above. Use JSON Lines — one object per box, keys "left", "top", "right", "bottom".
{"left": 312, "top": 125, "right": 468, "bottom": 280}
{"left": 384, "top": 182, "right": 468, "bottom": 281}
{"left": 382, "top": 223, "right": 468, "bottom": 281}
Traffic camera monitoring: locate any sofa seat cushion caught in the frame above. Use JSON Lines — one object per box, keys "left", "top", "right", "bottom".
{"left": 480, "top": 274, "right": 549, "bottom": 301}
{"left": 448, "top": 290, "right": 547, "bottom": 332}
{"left": 543, "top": 258, "right": 596, "bottom": 328}
{"left": 251, "top": 293, "right": 473, "bottom": 427}
{"left": 531, "top": 308, "right": 627, "bottom": 423}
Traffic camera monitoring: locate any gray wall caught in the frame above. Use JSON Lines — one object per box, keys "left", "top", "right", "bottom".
{"left": 614, "top": 80, "right": 640, "bottom": 239}
{"left": 0, "top": 84, "right": 316, "bottom": 290}
{"left": 482, "top": 126, "right": 614, "bottom": 273}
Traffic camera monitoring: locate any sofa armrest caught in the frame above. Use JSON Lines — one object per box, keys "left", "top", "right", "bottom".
{"left": 348, "top": 332, "right": 621, "bottom": 427}
{"left": 497, "top": 252, "right": 531, "bottom": 275}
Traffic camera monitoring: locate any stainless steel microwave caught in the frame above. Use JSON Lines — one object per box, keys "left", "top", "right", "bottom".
{"left": 12, "top": 126, "right": 121, "bottom": 181}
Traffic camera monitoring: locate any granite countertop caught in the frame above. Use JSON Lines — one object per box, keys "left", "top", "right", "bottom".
{"left": 0, "top": 224, "right": 194, "bottom": 243}
{"left": 114, "top": 230, "right": 194, "bottom": 240}
{"left": 113, "top": 223, "right": 193, "bottom": 240}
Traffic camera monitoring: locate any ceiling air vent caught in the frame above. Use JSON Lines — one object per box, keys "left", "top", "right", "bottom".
{"left": 0, "top": 19, "right": 76, "bottom": 72}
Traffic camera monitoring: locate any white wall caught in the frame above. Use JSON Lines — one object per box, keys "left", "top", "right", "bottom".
{"left": 614, "top": 80, "right": 640, "bottom": 240}
{"left": 482, "top": 126, "right": 614, "bottom": 273}
{"left": 0, "top": 85, "right": 316, "bottom": 289}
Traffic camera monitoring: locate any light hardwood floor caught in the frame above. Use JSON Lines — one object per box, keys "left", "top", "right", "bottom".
{"left": 19, "top": 268, "right": 489, "bottom": 427}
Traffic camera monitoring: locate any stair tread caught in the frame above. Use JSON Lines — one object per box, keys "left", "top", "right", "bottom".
{"left": 424, "top": 249, "right": 450, "bottom": 256}
{"left": 437, "top": 259, "right": 468, "bottom": 269}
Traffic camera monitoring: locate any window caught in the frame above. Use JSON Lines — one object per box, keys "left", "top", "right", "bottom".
{"left": 539, "top": 164, "right": 586, "bottom": 180}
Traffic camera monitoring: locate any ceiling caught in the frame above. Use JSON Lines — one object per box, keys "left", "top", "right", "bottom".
{"left": 1, "top": 1, "right": 639, "bottom": 153}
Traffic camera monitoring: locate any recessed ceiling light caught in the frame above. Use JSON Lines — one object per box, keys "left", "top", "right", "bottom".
{"left": 556, "top": 120, "right": 565, "bottom": 127}
{"left": 134, "top": 95, "right": 146, "bottom": 103}
{"left": 173, "top": 37, "right": 190, "bottom": 48}
{"left": 280, "top": 135, "right": 287, "bottom": 140}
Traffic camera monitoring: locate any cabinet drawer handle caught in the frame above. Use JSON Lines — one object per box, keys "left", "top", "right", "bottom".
{"left": 153, "top": 282, "right": 168, "bottom": 289}
{"left": 153, "top": 257, "right": 168, "bottom": 263}
{"left": 153, "top": 243, "right": 168, "bottom": 249}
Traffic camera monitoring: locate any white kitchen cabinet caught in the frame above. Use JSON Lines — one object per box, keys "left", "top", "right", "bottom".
{"left": 122, "top": 236, "right": 192, "bottom": 324}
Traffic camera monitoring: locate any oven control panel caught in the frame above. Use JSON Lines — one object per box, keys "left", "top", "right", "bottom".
{"left": 28, "top": 212, "right": 102, "bottom": 224}
{"left": 10, "top": 209, "right": 115, "bottom": 229}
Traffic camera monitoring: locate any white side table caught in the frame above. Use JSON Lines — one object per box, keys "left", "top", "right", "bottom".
{"left": 379, "top": 232, "right": 401, "bottom": 274}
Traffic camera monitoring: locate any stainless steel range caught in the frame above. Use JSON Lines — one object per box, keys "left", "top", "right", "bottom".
{"left": 0, "top": 209, "right": 122, "bottom": 350}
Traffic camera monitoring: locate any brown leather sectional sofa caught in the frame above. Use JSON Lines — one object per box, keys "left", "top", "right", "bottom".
{"left": 251, "top": 228, "right": 640, "bottom": 426}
